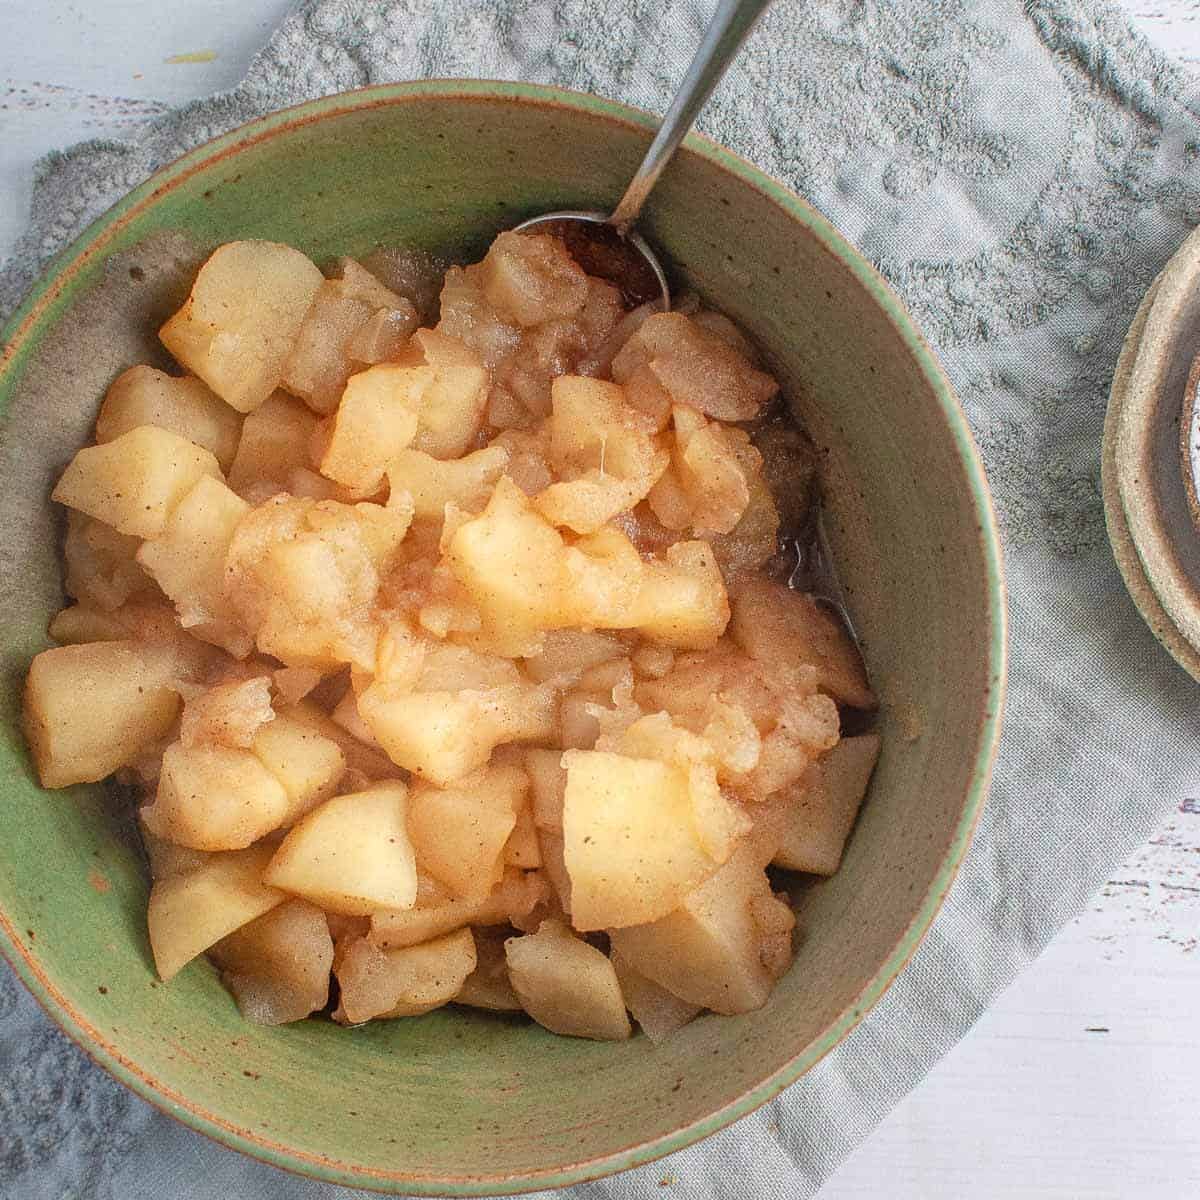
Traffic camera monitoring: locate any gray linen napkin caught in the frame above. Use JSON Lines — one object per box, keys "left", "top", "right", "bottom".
{"left": 3, "top": 1, "right": 1200, "bottom": 1197}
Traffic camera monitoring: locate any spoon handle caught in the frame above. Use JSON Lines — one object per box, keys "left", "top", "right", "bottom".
{"left": 609, "top": 0, "right": 773, "bottom": 232}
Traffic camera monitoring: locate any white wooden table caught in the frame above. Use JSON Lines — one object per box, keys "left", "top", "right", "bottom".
{"left": 1, "top": 3, "right": 1198, "bottom": 1197}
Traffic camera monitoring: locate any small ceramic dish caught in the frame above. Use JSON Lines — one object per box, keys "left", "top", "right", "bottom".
{"left": 0, "top": 81, "right": 1006, "bottom": 1193}
{"left": 1106, "top": 223, "right": 1200, "bottom": 682}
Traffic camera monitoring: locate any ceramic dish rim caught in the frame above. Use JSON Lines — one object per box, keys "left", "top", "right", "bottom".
{"left": 0, "top": 78, "right": 1008, "bottom": 1196}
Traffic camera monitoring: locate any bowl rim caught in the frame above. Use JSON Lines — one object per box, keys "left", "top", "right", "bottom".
{"left": 1103, "top": 271, "right": 1200, "bottom": 682}
{"left": 0, "top": 78, "right": 1008, "bottom": 1195}
{"left": 1112, "top": 221, "right": 1200, "bottom": 666}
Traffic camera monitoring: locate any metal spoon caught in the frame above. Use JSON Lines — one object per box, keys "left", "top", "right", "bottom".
{"left": 514, "top": 0, "right": 773, "bottom": 309}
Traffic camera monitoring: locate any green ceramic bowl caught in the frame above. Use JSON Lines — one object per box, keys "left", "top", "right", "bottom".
{"left": 0, "top": 81, "right": 1005, "bottom": 1193}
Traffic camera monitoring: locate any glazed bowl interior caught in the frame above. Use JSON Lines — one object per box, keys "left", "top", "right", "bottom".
{"left": 0, "top": 82, "right": 1004, "bottom": 1194}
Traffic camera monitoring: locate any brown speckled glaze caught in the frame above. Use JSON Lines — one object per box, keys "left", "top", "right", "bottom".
{"left": 0, "top": 82, "right": 1005, "bottom": 1194}
{"left": 1107, "top": 222, "right": 1200, "bottom": 682}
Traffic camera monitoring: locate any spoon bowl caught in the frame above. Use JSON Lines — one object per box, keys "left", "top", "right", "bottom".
{"left": 513, "top": 209, "right": 669, "bottom": 308}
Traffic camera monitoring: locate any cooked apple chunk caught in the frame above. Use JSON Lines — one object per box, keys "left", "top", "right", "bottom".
{"left": 561, "top": 728, "right": 747, "bottom": 931}
{"left": 611, "top": 949, "right": 701, "bottom": 1044}
{"left": 317, "top": 364, "right": 431, "bottom": 496}
{"left": 388, "top": 444, "right": 508, "bottom": 520}
{"left": 336, "top": 927, "right": 477, "bottom": 1022}
{"left": 455, "top": 926, "right": 523, "bottom": 1011}
{"left": 611, "top": 311, "right": 778, "bottom": 423}
{"left": 406, "top": 761, "right": 527, "bottom": 900}
{"left": 445, "top": 476, "right": 565, "bottom": 645}
{"left": 731, "top": 575, "right": 875, "bottom": 709}
{"left": 209, "top": 898, "right": 334, "bottom": 1024}
{"left": 24, "top": 640, "right": 182, "bottom": 787}
{"left": 608, "top": 839, "right": 795, "bottom": 1015}
{"left": 96, "top": 366, "right": 242, "bottom": 472}
{"left": 224, "top": 495, "right": 411, "bottom": 670}
{"left": 160, "top": 240, "right": 324, "bottom": 413}
{"left": 147, "top": 845, "right": 285, "bottom": 981}
{"left": 142, "top": 742, "right": 292, "bottom": 851}
{"left": 137, "top": 475, "right": 251, "bottom": 656}
{"left": 396, "top": 329, "right": 490, "bottom": 459}
{"left": 358, "top": 675, "right": 555, "bottom": 787}
{"left": 773, "top": 733, "right": 881, "bottom": 875}
{"left": 370, "top": 868, "right": 545, "bottom": 950}
{"left": 63, "top": 511, "right": 157, "bottom": 612}
{"left": 281, "top": 260, "right": 418, "bottom": 413}
{"left": 505, "top": 919, "right": 630, "bottom": 1040}
{"left": 52, "top": 425, "right": 222, "bottom": 540}
{"left": 226, "top": 390, "right": 318, "bottom": 497}
{"left": 264, "top": 782, "right": 417, "bottom": 914}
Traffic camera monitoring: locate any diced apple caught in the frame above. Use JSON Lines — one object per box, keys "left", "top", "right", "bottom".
{"left": 521, "top": 629, "right": 626, "bottom": 685}
{"left": 336, "top": 927, "right": 477, "bottom": 1022}
{"left": 630, "top": 540, "right": 729, "bottom": 649}
{"left": 611, "top": 311, "right": 777, "bottom": 423}
{"left": 559, "top": 692, "right": 601, "bottom": 751}
{"left": 396, "top": 329, "right": 490, "bottom": 460}
{"left": 178, "top": 676, "right": 274, "bottom": 748}
{"left": 709, "top": 468, "right": 781, "bottom": 584}
{"left": 534, "top": 474, "right": 643, "bottom": 536}
{"left": 48, "top": 603, "right": 132, "bottom": 644}
{"left": 281, "top": 261, "right": 415, "bottom": 413}
{"left": 479, "top": 232, "right": 588, "bottom": 327}
{"left": 96, "top": 366, "right": 243, "bottom": 472}
{"left": 525, "top": 748, "right": 565, "bottom": 831}
{"left": 436, "top": 266, "right": 522, "bottom": 368}
{"left": 160, "top": 241, "right": 324, "bottom": 413}
{"left": 263, "top": 782, "right": 417, "bottom": 915}
{"left": 279, "top": 698, "right": 400, "bottom": 782}
{"left": 370, "top": 868, "right": 545, "bottom": 949}
{"left": 649, "top": 406, "right": 755, "bottom": 535}
{"left": 52, "top": 425, "right": 222, "bottom": 540}
{"left": 137, "top": 475, "right": 251, "bottom": 657}
{"left": 224, "top": 496, "right": 410, "bottom": 670}
{"left": 23, "top": 640, "right": 181, "bottom": 787}
{"left": 505, "top": 919, "right": 630, "bottom": 1040}
{"left": 732, "top": 691, "right": 840, "bottom": 801}
{"left": 147, "top": 845, "right": 285, "bottom": 981}
{"left": 560, "top": 526, "right": 644, "bottom": 629}
{"left": 610, "top": 949, "right": 701, "bottom": 1044}
{"left": 446, "top": 476, "right": 565, "bottom": 645}
{"left": 226, "top": 391, "right": 318, "bottom": 495}
{"left": 773, "top": 734, "right": 880, "bottom": 874}
{"left": 333, "top": 257, "right": 412, "bottom": 311}
{"left": 561, "top": 748, "right": 732, "bottom": 930}
{"left": 140, "top": 824, "right": 208, "bottom": 880}
{"left": 731, "top": 575, "right": 875, "bottom": 709}
{"left": 358, "top": 678, "right": 555, "bottom": 787}
{"left": 272, "top": 665, "right": 322, "bottom": 706}
{"left": 280, "top": 280, "right": 378, "bottom": 413}
{"left": 504, "top": 804, "right": 542, "bottom": 868}
{"left": 63, "top": 511, "right": 157, "bottom": 612}
{"left": 540, "top": 375, "right": 668, "bottom": 535}
{"left": 608, "top": 839, "right": 795, "bottom": 1014}
{"left": 454, "top": 926, "right": 522, "bottom": 1011}
{"left": 250, "top": 714, "right": 346, "bottom": 819}
{"left": 406, "top": 763, "right": 525, "bottom": 900}
{"left": 387, "top": 444, "right": 508, "bottom": 520}
{"left": 537, "top": 829, "right": 572, "bottom": 915}
{"left": 317, "top": 364, "right": 431, "bottom": 495}
{"left": 141, "top": 742, "right": 292, "bottom": 851}
{"left": 209, "top": 898, "right": 333, "bottom": 1024}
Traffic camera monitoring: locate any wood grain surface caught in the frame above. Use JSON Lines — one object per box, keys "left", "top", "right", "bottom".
{"left": 0, "top": 2, "right": 1197, "bottom": 1197}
